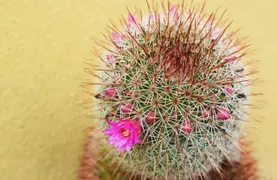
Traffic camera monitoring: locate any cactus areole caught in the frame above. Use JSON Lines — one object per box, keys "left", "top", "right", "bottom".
{"left": 90, "top": 0, "right": 254, "bottom": 179}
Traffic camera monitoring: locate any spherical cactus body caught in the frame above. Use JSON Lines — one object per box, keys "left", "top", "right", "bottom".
{"left": 85, "top": 1, "right": 258, "bottom": 179}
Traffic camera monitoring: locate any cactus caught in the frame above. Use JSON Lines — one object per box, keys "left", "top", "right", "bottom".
{"left": 85, "top": 0, "right": 259, "bottom": 179}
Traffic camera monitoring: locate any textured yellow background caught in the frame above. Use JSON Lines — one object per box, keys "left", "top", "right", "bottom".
{"left": 0, "top": 0, "right": 276, "bottom": 179}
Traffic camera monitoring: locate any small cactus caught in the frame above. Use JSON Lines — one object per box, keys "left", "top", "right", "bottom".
{"left": 85, "top": 0, "right": 259, "bottom": 179}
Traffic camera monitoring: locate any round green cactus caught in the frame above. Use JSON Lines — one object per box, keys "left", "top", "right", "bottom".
{"left": 86, "top": 1, "right": 257, "bottom": 179}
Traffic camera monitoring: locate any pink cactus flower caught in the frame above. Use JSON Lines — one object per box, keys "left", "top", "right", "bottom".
{"left": 170, "top": 4, "right": 177, "bottom": 15}
{"left": 103, "top": 118, "right": 142, "bottom": 153}
{"left": 128, "top": 13, "right": 138, "bottom": 29}
{"left": 112, "top": 32, "right": 122, "bottom": 45}
{"left": 121, "top": 103, "right": 132, "bottom": 114}
{"left": 201, "top": 110, "right": 211, "bottom": 119}
{"left": 146, "top": 111, "right": 156, "bottom": 124}
{"left": 170, "top": 4, "right": 179, "bottom": 20}
{"left": 106, "top": 54, "right": 115, "bottom": 63}
{"left": 216, "top": 107, "right": 231, "bottom": 120}
{"left": 181, "top": 120, "right": 193, "bottom": 134}
{"left": 128, "top": 13, "right": 135, "bottom": 23}
{"left": 112, "top": 32, "right": 121, "bottom": 40}
{"left": 104, "top": 87, "right": 117, "bottom": 97}
{"left": 225, "top": 86, "right": 234, "bottom": 95}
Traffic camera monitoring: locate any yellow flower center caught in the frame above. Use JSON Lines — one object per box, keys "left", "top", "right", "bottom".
{"left": 122, "top": 130, "right": 130, "bottom": 137}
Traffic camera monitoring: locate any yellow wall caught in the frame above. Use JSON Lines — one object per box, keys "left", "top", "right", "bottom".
{"left": 0, "top": 0, "right": 276, "bottom": 179}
